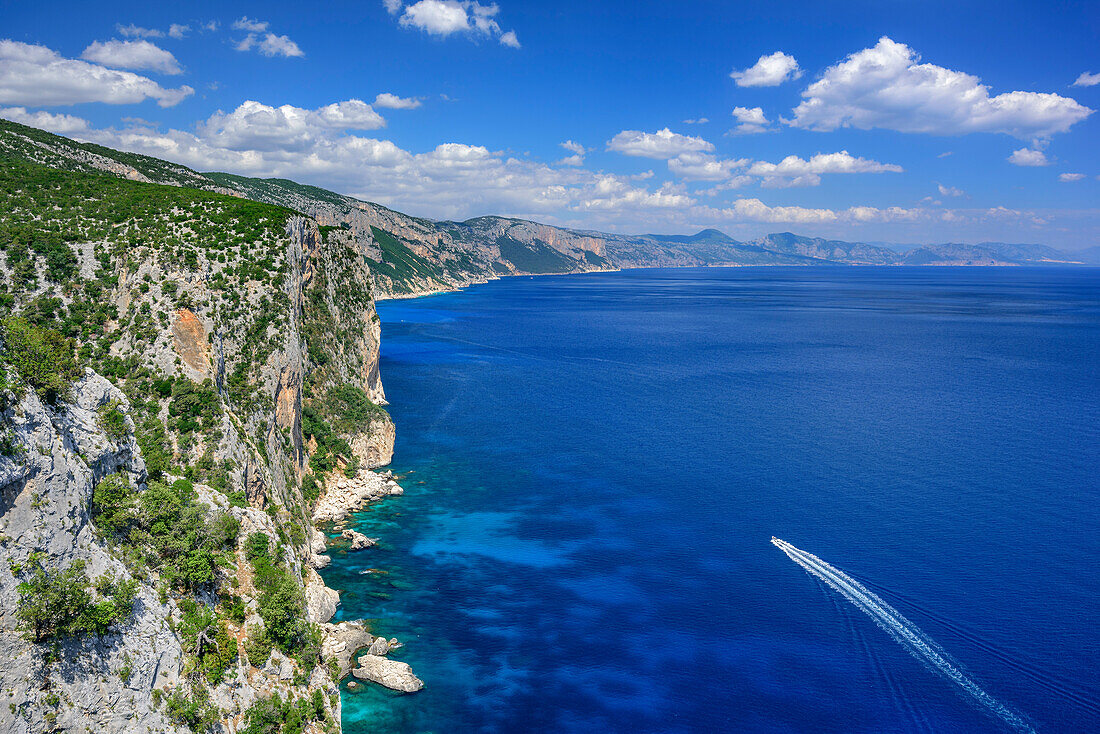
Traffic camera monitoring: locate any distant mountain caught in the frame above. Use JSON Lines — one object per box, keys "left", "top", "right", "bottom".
{"left": 1073, "top": 246, "right": 1100, "bottom": 265}
{"left": 750, "top": 232, "right": 901, "bottom": 265}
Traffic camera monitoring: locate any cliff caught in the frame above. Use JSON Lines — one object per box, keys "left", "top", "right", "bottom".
{"left": 0, "top": 127, "right": 405, "bottom": 731}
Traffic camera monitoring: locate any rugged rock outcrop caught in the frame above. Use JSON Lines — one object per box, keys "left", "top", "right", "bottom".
{"left": 352, "top": 654, "right": 424, "bottom": 693}
{"left": 312, "top": 470, "right": 405, "bottom": 525}
{"left": 0, "top": 374, "right": 182, "bottom": 733}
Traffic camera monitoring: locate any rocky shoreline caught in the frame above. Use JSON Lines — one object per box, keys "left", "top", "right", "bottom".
{"left": 309, "top": 468, "right": 426, "bottom": 695}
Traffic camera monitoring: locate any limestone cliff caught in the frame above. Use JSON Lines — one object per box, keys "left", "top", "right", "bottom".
{"left": 0, "top": 132, "right": 402, "bottom": 732}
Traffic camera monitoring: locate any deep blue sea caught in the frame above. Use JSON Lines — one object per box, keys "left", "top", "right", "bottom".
{"left": 322, "top": 267, "right": 1100, "bottom": 733}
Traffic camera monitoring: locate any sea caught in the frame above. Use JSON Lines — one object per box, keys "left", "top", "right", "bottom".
{"left": 320, "top": 266, "right": 1100, "bottom": 733}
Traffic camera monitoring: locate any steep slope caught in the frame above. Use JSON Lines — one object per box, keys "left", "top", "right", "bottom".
{"left": 0, "top": 137, "right": 403, "bottom": 731}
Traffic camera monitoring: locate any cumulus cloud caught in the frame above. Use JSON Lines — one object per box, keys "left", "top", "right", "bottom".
{"left": 384, "top": 0, "right": 404, "bottom": 14}
{"left": 606, "top": 127, "right": 713, "bottom": 159}
{"left": 196, "top": 99, "right": 385, "bottom": 152}
{"left": 1073, "top": 71, "right": 1100, "bottom": 87}
{"left": 0, "top": 40, "right": 193, "bottom": 107}
{"left": 81, "top": 39, "right": 183, "bottom": 75}
{"left": 1059, "top": 173, "right": 1086, "bottom": 182}
{"left": 790, "top": 37, "right": 1092, "bottom": 139}
{"left": 0, "top": 106, "right": 90, "bottom": 133}
{"left": 373, "top": 92, "right": 422, "bottom": 109}
{"left": 937, "top": 183, "right": 965, "bottom": 197}
{"left": 396, "top": 1, "right": 520, "bottom": 47}
{"left": 667, "top": 152, "right": 749, "bottom": 181}
{"left": 730, "top": 106, "right": 768, "bottom": 134}
{"left": 682, "top": 117, "right": 709, "bottom": 125}
{"left": 169, "top": 24, "right": 190, "bottom": 39}
{"left": 730, "top": 51, "right": 801, "bottom": 87}
{"left": 747, "top": 151, "right": 902, "bottom": 187}
{"left": 557, "top": 140, "right": 586, "bottom": 166}
{"left": 1007, "top": 147, "right": 1049, "bottom": 166}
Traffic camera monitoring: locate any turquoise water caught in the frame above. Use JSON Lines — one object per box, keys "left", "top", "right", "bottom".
{"left": 323, "top": 267, "right": 1100, "bottom": 732}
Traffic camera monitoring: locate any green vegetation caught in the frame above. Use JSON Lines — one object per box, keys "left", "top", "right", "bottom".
{"left": 0, "top": 315, "right": 82, "bottom": 404}
{"left": 368, "top": 225, "right": 444, "bottom": 286}
{"left": 97, "top": 399, "right": 128, "bottom": 440}
{"left": 90, "top": 475, "right": 239, "bottom": 590}
{"left": 13, "top": 553, "right": 137, "bottom": 643}
{"left": 178, "top": 598, "right": 238, "bottom": 684}
{"left": 241, "top": 691, "right": 328, "bottom": 734}
{"left": 165, "top": 685, "right": 220, "bottom": 732}
{"left": 495, "top": 236, "right": 577, "bottom": 273}
{"left": 245, "top": 532, "right": 312, "bottom": 656}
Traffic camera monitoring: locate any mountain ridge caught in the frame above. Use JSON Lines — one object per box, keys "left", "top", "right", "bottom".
{"left": 0, "top": 118, "right": 1091, "bottom": 302}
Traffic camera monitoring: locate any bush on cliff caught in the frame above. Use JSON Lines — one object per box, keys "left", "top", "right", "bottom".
{"left": 0, "top": 315, "right": 82, "bottom": 404}
{"left": 14, "top": 553, "right": 137, "bottom": 642}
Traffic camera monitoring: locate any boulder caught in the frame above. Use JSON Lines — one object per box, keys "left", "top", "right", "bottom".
{"left": 352, "top": 654, "right": 424, "bottom": 693}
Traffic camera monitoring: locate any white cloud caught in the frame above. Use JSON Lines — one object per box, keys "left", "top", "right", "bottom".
{"left": 232, "top": 17, "right": 303, "bottom": 57}
{"left": 373, "top": 92, "right": 422, "bottom": 109}
{"left": 667, "top": 152, "right": 748, "bottom": 181}
{"left": 790, "top": 37, "right": 1092, "bottom": 139}
{"left": 384, "top": 0, "right": 404, "bottom": 14}
{"left": 730, "top": 51, "right": 801, "bottom": 87}
{"left": 557, "top": 140, "right": 585, "bottom": 166}
{"left": 937, "top": 183, "right": 965, "bottom": 197}
{"left": 1073, "top": 71, "right": 1100, "bottom": 87}
{"left": 397, "top": 1, "right": 519, "bottom": 47}
{"left": 0, "top": 40, "right": 193, "bottom": 107}
{"left": 1007, "top": 147, "right": 1049, "bottom": 166}
{"left": 202, "top": 21, "right": 220, "bottom": 32}
{"left": 233, "top": 17, "right": 269, "bottom": 33}
{"left": 81, "top": 39, "right": 183, "bottom": 75}
{"left": 168, "top": 24, "right": 190, "bottom": 39}
{"left": 682, "top": 117, "right": 709, "bottom": 124}
{"left": 196, "top": 99, "right": 385, "bottom": 152}
{"left": 257, "top": 34, "right": 304, "bottom": 57}
{"left": 606, "top": 127, "right": 713, "bottom": 159}
{"left": 116, "top": 24, "right": 163, "bottom": 38}
{"left": 1059, "top": 173, "right": 1086, "bottom": 182}
{"left": 731, "top": 106, "right": 768, "bottom": 134}
{"left": 0, "top": 106, "right": 90, "bottom": 133}
{"left": 747, "top": 151, "right": 902, "bottom": 187}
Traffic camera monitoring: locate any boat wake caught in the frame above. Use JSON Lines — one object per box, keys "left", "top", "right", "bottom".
{"left": 772, "top": 537, "right": 1034, "bottom": 733}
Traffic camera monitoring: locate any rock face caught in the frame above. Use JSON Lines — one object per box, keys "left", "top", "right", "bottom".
{"left": 304, "top": 568, "right": 341, "bottom": 623}
{"left": 353, "top": 654, "right": 424, "bottom": 693}
{"left": 0, "top": 374, "right": 183, "bottom": 733}
{"left": 350, "top": 416, "right": 395, "bottom": 468}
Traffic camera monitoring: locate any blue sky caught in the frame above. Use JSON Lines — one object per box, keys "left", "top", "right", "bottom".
{"left": 2, "top": 0, "right": 1097, "bottom": 247}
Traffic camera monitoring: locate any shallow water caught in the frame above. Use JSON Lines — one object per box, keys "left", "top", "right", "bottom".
{"left": 323, "top": 266, "right": 1100, "bottom": 733}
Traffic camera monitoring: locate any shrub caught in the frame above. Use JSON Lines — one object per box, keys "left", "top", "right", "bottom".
{"left": 97, "top": 399, "right": 128, "bottom": 441}
{"left": 14, "top": 554, "right": 136, "bottom": 642}
{"left": 91, "top": 473, "right": 135, "bottom": 538}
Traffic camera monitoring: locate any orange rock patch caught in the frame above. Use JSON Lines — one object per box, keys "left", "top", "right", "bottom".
{"left": 171, "top": 308, "right": 211, "bottom": 376}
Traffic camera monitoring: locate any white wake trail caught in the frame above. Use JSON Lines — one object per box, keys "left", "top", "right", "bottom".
{"left": 772, "top": 537, "right": 1034, "bottom": 733}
